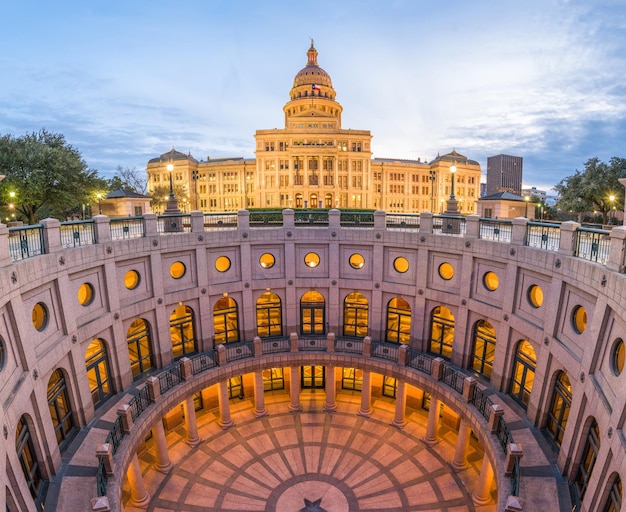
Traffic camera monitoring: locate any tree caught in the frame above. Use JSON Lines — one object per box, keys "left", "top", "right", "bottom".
{"left": 149, "top": 184, "right": 189, "bottom": 213}
{"left": 108, "top": 165, "right": 147, "bottom": 195}
{"left": 555, "top": 157, "right": 626, "bottom": 225}
{"left": 0, "top": 129, "right": 107, "bottom": 224}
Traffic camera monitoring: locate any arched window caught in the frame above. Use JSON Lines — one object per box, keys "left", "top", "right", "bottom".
{"left": 170, "top": 305, "right": 197, "bottom": 357}
{"left": 472, "top": 320, "right": 496, "bottom": 378}
{"left": 343, "top": 292, "right": 368, "bottom": 337}
{"left": 385, "top": 297, "right": 411, "bottom": 345}
{"left": 85, "top": 338, "right": 113, "bottom": 407}
{"left": 324, "top": 193, "right": 333, "bottom": 208}
{"left": 601, "top": 474, "right": 622, "bottom": 512}
{"left": 256, "top": 291, "right": 282, "bottom": 337}
{"left": 126, "top": 319, "right": 154, "bottom": 378}
{"left": 574, "top": 419, "right": 601, "bottom": 504}
{"left": 295, "top": 193, "right": 303, "bottom": 208}
{"left": 509, "top": 340, "right": 536, "bottom": 408}
{"left": 430, "top": 306, "right": 455, "bottom": 359}
{"left": 47, "top": 369, "right": 76, "bottom": 451}
{"left": 213, "top": 297, "right": 239, "bottom": 344}
{"left": 310, "top": 193, "right": 318, "bottom": 207}
{"left": 546, "top": 371, "right": 572, "bottom": 447}
{"left": 16, "top": 416, "right": 45, "bottom": 509}
{"left": 300, "top": 291, "right": 325, "bottom": 335}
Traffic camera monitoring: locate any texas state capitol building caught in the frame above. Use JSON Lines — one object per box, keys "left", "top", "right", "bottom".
{"left": 2, "top": 42, "right": 625, "bottom": 512}
{"left": 146, "top": 42, "right": 481, "bottom": 214}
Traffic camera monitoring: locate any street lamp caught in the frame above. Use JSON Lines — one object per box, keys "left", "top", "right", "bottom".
{"left": 449, "top": 164, "right": 456, "bottom": 200}
{"left": 609, "top": 194, "right": 615, "bottom": 225}
{"left": 524, "top": 195, "right": 530, "bottom": 218}
{"left": 96, "top": 193, "right": 102, "bottom": 214}
{"left": 167, "top": 163, "right": 175, "bottom": 199}
{"left": 429, "top": 170, "right": 436, "bottom": 213}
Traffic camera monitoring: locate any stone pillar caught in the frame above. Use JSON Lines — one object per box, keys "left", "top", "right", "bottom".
{"left": 362, "top": 336, "right": 372, "bottom": 357}
{"left": 289, "top": 366, "right": 302, "bottom": 412}
{"left": 505, "top": 443, "right": 524, "bottom": 476}
{"left": 465, "top": 214, "right": 480, "bottom": 239}
{"left": 324, "top": 365, "right": 337, "bottom": 412}
{"left": 96, "top": 443, "right": 114, "bottom": 476}
{"left": 127, "top": 453, "right": 150, "bottom": 508}
{"left": 326, "top": 332, "right": 335, "bottom": 353}
{"left": 374, "top": 210, "right": 386, "bottom": 230}
{"left": 253, "top": 336, "right": 262, "bottom": 356}
{"left": 511, "top": 217, "right": 528, "bottom": 246}
{"left": 420, "top": 211, "right": 433, "bottom": 234}
{"left": 0, "top": 224, "right": 12, "bottom": 268}
{"left": 40, "top": 218, "right": 62, "bottom": 253}
{"left": 423, "top": 397, "right": 441, "bottom": 446}
{"left": 283, "top": 208, "right": 295, "bottom": 229}
{"left": 190, "top": 210, "right": 204, "bottom": 232}
{"left": 117, "top": 404, "right": 133, "bottom": 434}
{"left": 488, "top": 404, "right": 504, "bottom": 433}
{"left": 143, "top": 213, "right": 158, "bottom": 236}
{"left": 183, "top": 396, "right": 202, "bottom": 445}
{"left": 432, "top": 357, "right": 445, "bottom": 380}
{"left": 504, "top": 495, "right": 525, "bottom": 511}
{"left": 558, "top": 220, "right": 579, "bottom": 255}
{"left": 606, "top": 225, "right": 626, "bottom": 272}
{"left": 237, "top": 209, "right": 250, "bottom": 230}
{"left": 180, "top": 357, "right": 192, "bottom": 381}
{"left": 290, "top": 332, "right": 299, "bottom": 352}
{"left": 397, "top": 344, "right": 408, "bottom": 365}
{"left": 93, "top": 215, "right": 113, "bottom": 244}
{"left": 358, "top": 370, "right": 373, "bottom": 417}
{"left": 253, "top": 371, "right": 267, "bottom": 417}
{"left": 216, "top": 344, "right": 227, "bottom": 365}
{"left": 392, "top": 379, "right": 407, "bottom": 428}
{"left": 328, "top": 209, "right": 340, "bottom": 229}
{"left": 146, "top": 376, "right": 160, "bottom": 403}
{"left": 152, "top": 419, "right": 172, "bottom": 473}
{"left": 462, "top": 376, "right": 477, "bottom": 402}
{"left": 472, "top": 455, "right": 495, "bottom": 506}
{"left": 451, "top": 420, "right": 472, "bottom": 471}
{"left": 217, "top": 380, "right": 235, "bottom": 429}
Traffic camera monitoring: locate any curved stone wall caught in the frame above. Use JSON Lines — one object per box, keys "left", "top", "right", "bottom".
{"left": 1, "top": 210, "right": 625, "bottom": 511}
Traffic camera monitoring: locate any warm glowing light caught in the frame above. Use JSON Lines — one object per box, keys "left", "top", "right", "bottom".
{"left": 167, "top": 164, "right": 174, "bottom": 172}
{"left": 450, "top": 164, "right": 457, "bottom": 174}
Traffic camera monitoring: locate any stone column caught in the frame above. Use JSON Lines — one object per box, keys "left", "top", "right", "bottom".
{"left": 127, "top": 453, "right": 150, "bottom": 508}
{"left": 152, "top": 419, "right": 172, "bottom": 473}
{"left": 472, "top": 455, "right": 495, "bottom": 506}
{"left": 392, "top": 379, "right": 407, "bottom": 428}
{"left": 358, "top": 370, "right": 373, "bottom": 417}
{"left": 324, "top": 365, "right": 337, "bottom": 412}
{"left": 217, "top": 380, "right": 235, "bottom": 429}
{"left": 289, "top": 366, "right": 302, "bottom": 412}
{"left": 423, "top": 397, "right": 441, "bottom": 446}
{"left": 451, "top": 420, "right": 472, "bottom": 471}
{"left": 183, "top": 396, "right": 201, "bottom": 445}
{"left": 253, "top": 370, "right": 267, "bottom": 417}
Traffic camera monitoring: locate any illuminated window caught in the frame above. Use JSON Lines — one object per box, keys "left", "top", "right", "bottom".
{"left": 215, "top": 256, "right": 231, "bottom": 273}
{"left": 77, "top": 283, "right": 94, "bottom": 306}
{"left": 124, "top": 270, "right": 140, "bottom": 290}
{"left": 263, "top": 367, "right": 285, "bottom": 391}
{"left": 259, "top": 253, "right": 275, "bottom": 269}
{"left": 572, "top": 305, "right": 587, "bottom": 334}
{"left": 256, "top": 291, "right": 282, "bottom": 337}
{"left": 438, "top": 262, "right": 454, "bottom": 280}
{"left": 509, "top": 340, "right": 536, "bottom": 408}
{"left": 430, "top": 306, "right": 455, "bottom": 359}
{"left": 611, "top": 338, "right": 624, "bottom": 376}
{"left": 483, "top": 271, "right": 499, "bottom": 291}
{"left": 349, "top": 253, "right": 365, "bottom": 269}
{"left": 601, "top": 474, "right": 622, "bottom": 512}
{"left": 170, "top": 305, "right": 198, "bottom": 356}
{"left": 32, "top": 303, "right": 48, "bottom": 332}
{"left": 393, "top": 256, "right": 409, "bottom": 273}
{"left": 385, "top": 297, "right": 411, "bottom": 344}
{"left": 472, "top": 320, "right": 496, "bottom": 379}
{"left": 127, "top": 319, "right": 154, "bottom": 378}
{"left": 341, "top": 367, "right": 363, "bottom": 390}
{"left": 300, "top": 291, "right": 325, "bottom": 335}
{"left": 574, "top": 420, "right": 600, "bottom": 503}
{"left": 47, "top": 369, "right": 76, "bottom": 451}
{"left": 343, "top": 292, "right": 368, "bottom": 337}
{"left": 85, "top": 339, "right": 113, "bottom": 407}
{"left": 16, "top": 416, "right": 45, "bottom": 506}
{"left": 214, "top": 297, "right": 239, "bottom": 344}
{"left": 304, "top": 252, "right": 320, "bottom": 268}
{"left": 528, "top": 284, "right": 543, "bottom": 308}
{"left": 546, "top": 371, "right": 571, "bottom": 447}
{"left": 169, "top": 261, "right": 186, "bottom": 279}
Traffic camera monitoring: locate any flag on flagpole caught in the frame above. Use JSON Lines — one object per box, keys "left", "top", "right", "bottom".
{"left": 312, "top": 84, "right": 321, "bottom": 91}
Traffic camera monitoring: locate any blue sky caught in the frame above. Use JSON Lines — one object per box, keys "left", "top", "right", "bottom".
{"left": 1, "top": 0, "right": 625, "bottom": 192}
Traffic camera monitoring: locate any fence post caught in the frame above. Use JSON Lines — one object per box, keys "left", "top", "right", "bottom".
{"left": 465, "top": 214, "right": 480, "bottom": 239}
{"left": 511, "top": 217, "right": 528, "bottom": 246}
{"left": 0, "top": 224, "right": 12, "bottom": 267}
{"left": 558, "top": 220, "right": 579, "bottom": 255}
{"left": 363, "top": 336, "right": 372, "bottom": 357}
{"left": 374, "top": 210, "right": 386, "bottom": 230}
{"left": 146, "top": 376, "right": 160, "bottom": 403}
{"left": 117, "top": 404, "right": 133, "bottom": 434}
{"left": 40, "top": 218, "right": 62, "bottom": 253}
{"left": 283, "top": 209, "right": 295, "bottom": 229}
{"left": 328, "top": 209, "right": 340, "bottom": 229}
{"left": 327, "top": 332, "right": 335, "bottom": 353}
{"left": 96, "top": 443, "right": 114, "bottom": 476}
{"left": 397, "top": 345, "right": 408, "bottom": 365}
{"left": 180, "top": 357, "right": 192, "bottom": 380}
{"left": 254, "top": 336, "right": 262, "bottom": 356}
{"left": 504, "top": 495, "right": 524, "bottom": 511}
{"left": 505, "top": 443, "right": 523, "bottom": 476}
{"left": 190, "top": 210, "right": 204, "bottom": 232}
{"left": 431, "top": 357, "right": 445, "bottom": 380}
{"left": 420, "top": 212, "right": 433, "bottom": 234}
{"left": 488, "top": 404, "right": 504, "bottom": 433}
{"left": 90, "top": 496, "right": 110, "bottom": 511}
{"left": 143, "top": 213, "right": 158, "bottom": 236}
{"left": 290, "top": 332, "right": 299, "bottom": 352}
{"left": 216, "top": 344, "right": 226, "bottom": 365}
{"left": 93, "top": 215, "right": 112, "bottom": 244}
{"left": 462, "top": 376, "right": 476, "bottom": 402}
{"left": 237, "top": 209, "right": 250, "bottom": 230}
{"left": 606, "top": 226, "right": 626, "bottom": 272}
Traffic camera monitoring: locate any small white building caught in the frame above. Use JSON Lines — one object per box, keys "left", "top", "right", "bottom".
{"left": 101, "top": 189, "right": 152, "bottom": 217}
{"left": 477, "top": 191, "right": 535, "bottom": 220}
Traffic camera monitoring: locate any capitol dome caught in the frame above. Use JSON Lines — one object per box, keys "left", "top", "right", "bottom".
{"left": 292, "top": 40, "right": 333, "bottom": 89}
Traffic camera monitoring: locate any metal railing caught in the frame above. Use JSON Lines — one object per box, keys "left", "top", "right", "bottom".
{"left": 406, "top": 349, "right": 434, "bottom": 375}
{"left": 294, "top": 210, "right": 329, "bottom": 226}
{"left": 339, "top": 211, "right": 375, "bottom": 227}
{"left": 8, "top": 225, "right": 45, "bottom": 261}
{"left": 110, "top": 217, "right": 145, "bottom": 240}
{"left": 158, "top": 366, "right": 182, "bottom": 394}
{"left": 479, "top": 219, "right": 512, "bottom": 243}
{"left": 470, "top": 386, "right": 494, "bottom": 421}
{"left": 386, "top": 213, "right": 420, "bottom": 230}
{"left": 575, "top": 227, "right": 610, "bottom": 264}
{"left": 433, "top": 215, "right": 466, "bottom": 236}
{"left": 128, "top": 386, "right": 151, "bottom": 421}
{"left": 371, "top": 340, "right": 399, "bottom": 362}
{"left": 96, "top": 456, "right": 108, "bottom": 497}
{"left": 261, "top": 338, "right": 290, "bottom": 354}
{"left": 511, "top": 456, "right": 520, "bottom": 497}
{"left": 105, "top": 416, "right": 125, "bottom": 454}
{"left": 335, "top": 337, "right": 364, "bottom": 354}
{"left": 190, "top": 352, "right": 217, "bottom": 374}
{"left": 203, "top": 213, "right": 238, "bottom": 229}
{"left": 60, "top": 220, "right": 96, "bottom": 248}
{"left": 494, "top": 414, "right": 514, "bottom": 452}
{"left": 249, "top": 211, "right": 283, "bottom": 227}
{"left": 298, "top": 336, "right": 328, "bottom": 351}
{"left": 526, "top": 222, "right": 560, "bottom": 251}
{"left": 157, "top": 214, "right": 192, "bottom": 234}
{"left": 441, "top": 364, "right": 465, "bottom": 394}
{"left": 224, "top": 340, "right": 254, "bottom": 362}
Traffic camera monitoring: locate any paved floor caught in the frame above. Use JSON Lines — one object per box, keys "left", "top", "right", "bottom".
{"left": 123, "top": 392, "right": 497, "bottom": 511}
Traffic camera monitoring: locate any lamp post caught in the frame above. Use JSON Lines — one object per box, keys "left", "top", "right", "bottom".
{"left": 429, "top": 170, "right": 436, "bottom": 213}
{"left": 444, "top": 163, "right": 460, "bottom": 215}
{"left": 96, "top": 193, "right": 102, "bottom": 215}
{"left": 163, "top": 162, "right": 182, "bottom": 224}
{"left": 609, "top": 195, "right": 615, "bottom": 225}
{"left": 167, "top": 163, "right": 175, "bottom": 199}
{"left": 524, "top": 195, "right": 530, "bottom": 218}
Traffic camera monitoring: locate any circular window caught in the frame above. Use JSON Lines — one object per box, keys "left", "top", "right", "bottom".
{"left": 612, "top": 338, "right": 625, "bottom": 376}
{"left": 77, "top": 283, "right": 94, "bottom": 306}
{"left": 483, "top": 271, "right": 499, "bottom": 291}
{"left": 572, "top": 305, "right": 587, "bottom": 334}
{"left": 124, "top": 270, "right": 140, "bottom": 290}
{"left": 0, "top": 336, "right": 5, "bottom": 370}
{"left": 393, "top": 257, "right": 409, "bottom": 273}
{"left": 527, "top": 285, "right": 543, "bottom": 308}
{"left": 304, "top": 252, "right": 320, "bottom": 268}
{"left": 170, "top": 261, "right": 186, "bottom": 279}
{"left": 32, "top": 302, "right": 48, "bottom": 331}
{"left": 438, "top": 262, "right": 454, "bottom": 280}
{"left": 349, "top": 253, "right": 365, "bottom": 269}
{"left": 259, "top": 253, "right": 275, "bottom": 269}
{"left": 215, "top": 256, "right": 231, "bottom": 272}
